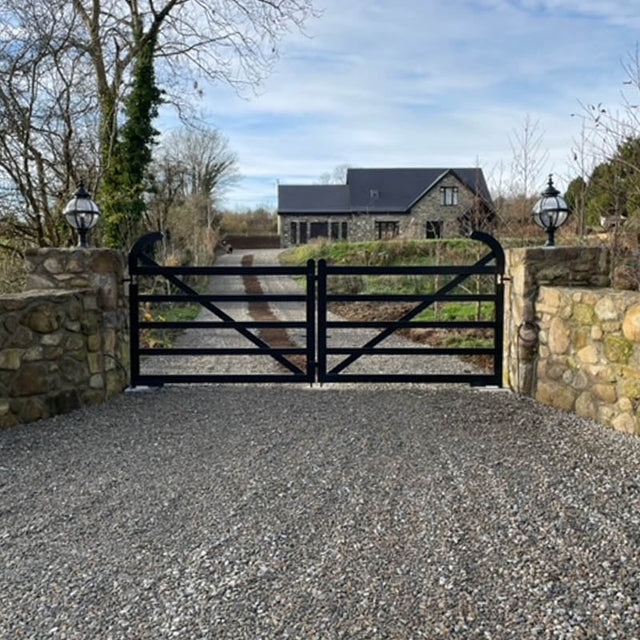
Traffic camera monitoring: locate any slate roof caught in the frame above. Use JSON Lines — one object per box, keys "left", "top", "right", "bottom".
{"left": 277, "top": 185, "right": 350, "bottom": 213}
{"left": 278, "top": 168, "right": 493, "bottom": 214}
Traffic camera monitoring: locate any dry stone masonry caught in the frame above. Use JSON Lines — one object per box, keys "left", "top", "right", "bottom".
{"left": 503, "top": 246, "right": 610, "bottom": 396}
{"left": 504, "top": 244, "right": 640, "bottom": 435}
{"left": 0, "top": 248, "right": 128, "bottom": 427}
{"left": 536, "top": 286, "right": 640, "bottom": 434}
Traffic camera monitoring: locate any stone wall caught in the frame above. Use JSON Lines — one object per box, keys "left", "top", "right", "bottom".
{"left": 0, "top": 248, "right": 128, "bottom": 427}
{"left": 408, "top": 173, "right": 477, "bottom": 238}
{"left": 535, "top": 286, "right": 640, "bottom": 434}
{"left": 504, "top": 246, "right": 610, "bottom": 395}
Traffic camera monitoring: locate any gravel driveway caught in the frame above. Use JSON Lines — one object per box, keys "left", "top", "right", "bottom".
{"left": 2, "top": 383, "right": 640, "bottom": 638}
{"left": 3, "top": 250, "right": 640, "bottom": 638}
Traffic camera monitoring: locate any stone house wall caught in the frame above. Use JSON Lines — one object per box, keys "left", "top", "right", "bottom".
{"left": 407, "top": 173, "right": 478, "bottom": 238}
{"left": 279, "top": 174, "right": 482, "bottom": 247}
{"left": 0, "top": 248, "right": 128, "bottom": 428}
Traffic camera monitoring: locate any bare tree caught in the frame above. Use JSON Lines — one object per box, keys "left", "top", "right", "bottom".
{"left": 0, "top": 0, "right": 316, "bottom": 246}
{"left": 317, "top": 163, "right": 350, "bottom": 184}
{"left": 163, "top": 128, "right": 239, "bottom": 206}
{"left": 0, "top": 3, "right": 99, "bottom": 245}
{"left": 499, "top": 115, "right": 549, "bottom": 238}
{"left": 147, "top": 125, "right": 239, "bottom": 262}
{"left": 62, "top": 0, "right": 316, "bottom": 173}
{"left": 509, "top": 114, "right": 549, "bottom": 198}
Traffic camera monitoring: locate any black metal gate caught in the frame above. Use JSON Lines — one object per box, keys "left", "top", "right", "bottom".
{"left": 129, "top": 231, "right": 504, "bottom": 387}
{"left": 316, "top": 231, "right": 504, "bottom": 386}
{"left": 129, "top": 232, "right": 315, "bottom": 386}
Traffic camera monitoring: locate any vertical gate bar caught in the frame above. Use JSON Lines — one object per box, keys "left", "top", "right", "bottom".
{"left": 129, "top": 280, "right": 140, "bottom": 388}
{"left": 306, "top": 259, "right": 316, "bottom": 384}
{"left": 494, "top": 273, "right": 505, "bottom": 387}
{"left": 317, "top": 259, "right": 327, "bottom": 383}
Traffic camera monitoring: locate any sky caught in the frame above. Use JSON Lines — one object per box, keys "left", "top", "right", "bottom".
{"left": 161, "top": 0, "right": 640, "bottom": 211}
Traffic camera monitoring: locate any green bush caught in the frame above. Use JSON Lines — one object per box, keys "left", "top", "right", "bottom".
{"left": 280, "top": 238, "right": 493, "bottom": 267}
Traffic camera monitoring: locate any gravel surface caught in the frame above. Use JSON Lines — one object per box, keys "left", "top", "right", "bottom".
{"left": 2, "top": 384, "right": 640, "bottom": 638}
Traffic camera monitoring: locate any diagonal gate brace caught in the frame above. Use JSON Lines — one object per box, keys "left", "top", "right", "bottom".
{"left": 327, "top": 251, "right": 497, "bottom": 376}
{"left": 137, "top": 252, "right": 305, "bottom": 376}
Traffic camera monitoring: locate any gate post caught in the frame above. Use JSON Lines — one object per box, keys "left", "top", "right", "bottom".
{"left": 503, "top": 246, "right": 610, "bottom": 394}
{"left": 306, "top": 259, "right": 316, "bottom": 383}
{"left": 24, "top": 247, "right": 129, "bottom": 398}
{"left": 317, "top": 259, "right": 327, "bottom": 382}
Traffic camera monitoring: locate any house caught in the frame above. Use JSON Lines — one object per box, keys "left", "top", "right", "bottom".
{"left": 277, "top": 167, "right": 494, "bottom": 247}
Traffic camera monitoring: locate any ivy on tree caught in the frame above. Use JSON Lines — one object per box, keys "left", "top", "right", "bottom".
{"left": 100, "top": 32, "right": 162, "bottom": 249}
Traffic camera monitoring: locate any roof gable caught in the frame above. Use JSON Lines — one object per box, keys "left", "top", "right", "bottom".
{"left": 347, "top": 168, "right": 493, "bottom": 212}
{"left": 406, "top": 168, "right": 493, "bottom": 210}
{"left": 277, "top": 168, "right": 493, "bottom": 214}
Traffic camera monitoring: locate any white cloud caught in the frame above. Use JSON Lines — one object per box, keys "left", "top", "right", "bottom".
{"left": 157, "top": 0, "right": 640, "bottom": 208}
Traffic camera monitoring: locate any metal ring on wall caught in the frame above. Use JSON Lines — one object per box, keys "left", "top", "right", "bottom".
{"left": 517, "top": 321, "right": 539, "bottom": 347}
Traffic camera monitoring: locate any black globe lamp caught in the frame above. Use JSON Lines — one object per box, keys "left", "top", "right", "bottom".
{"left": 531, "top": 174, "right": 570, "bottom": 247}
{"left": 64, "top": 182, "right": 101, "bottom": 247}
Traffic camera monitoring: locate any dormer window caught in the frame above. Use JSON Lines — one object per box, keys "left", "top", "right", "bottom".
{"left": 440, "top": 186, "right": 458, "bottom": 206}
{"left": 369, "top": 189, "right": 379, "bottom": 201}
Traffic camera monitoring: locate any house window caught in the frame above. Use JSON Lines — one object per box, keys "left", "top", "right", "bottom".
{"left": 290, "top": 221, "right": 298, "bottom": 245}
{"left": 309, "top": 222, "right": 329, "bottom": 240}
{"left": 440, "top": 186, "right": 458, "bottom": 206}
{"left": 341, "top": 222, "right": 348, "bottom": 240}
{"left": 426, "top": 220, "right": 443, "bottom": 239}
{"left": 330, "top": 221, "right": 340, "bottom": 240}
{"left": 309, "top": 222, "right": 328, "bottom": 240}
{"left": 299, "top": 222, "right": 308, "bottom": 244}
{"left": 375, "top": 221, "right": 399, "bottom": 240}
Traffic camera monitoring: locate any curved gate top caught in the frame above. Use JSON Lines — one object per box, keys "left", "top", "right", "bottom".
{"left": 128, "top": 231, "right": 504, "bottom": 387}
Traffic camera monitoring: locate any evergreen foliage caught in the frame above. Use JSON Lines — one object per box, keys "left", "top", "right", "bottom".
{"left": 564, "top": 176, "right": 587, "bottom": 212}
{"left": 100, "top": 32, "right": 162, "bottom": 249}
{"left": 569, "top": 137, "right": 640, "bottom": 229}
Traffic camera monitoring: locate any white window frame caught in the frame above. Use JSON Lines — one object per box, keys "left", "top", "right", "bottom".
{"left": 440, "top": 186, "right": 459, "bottom": 206}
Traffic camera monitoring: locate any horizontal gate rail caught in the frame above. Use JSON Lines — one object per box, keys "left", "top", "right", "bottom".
{"left": 317, "top": 231, "right": 505, "bottom": 386}
{"left": 318, "top": 373, "right": 493, "bottom": 384}
{"left": 135, "top": 374, "right": 309, "bottom": 385}
{"left": 139, "top": 347, "right": 308, "bottom": 356}
{"left": 138, "top": 294, "right": 307, "bottom": 303}
{"left": 129, "top": 232, "right": 314, "bottom": 386}
{"left": 132, "top": 265, "right": 308, "bottom": 276}
{"left": 326, "top": 347, "right": 496, "bottom": 356}
{"left": 326, "top": 293, "right": 496, "bottom": 303}
{"left": 320, "top": 265, "right": 498, "bottom": 275}
{"left": 139, "top": 321, "right": 307, "bottom": 329}
{"left": 326, "top": 320, "right": 495, "bottom": 329}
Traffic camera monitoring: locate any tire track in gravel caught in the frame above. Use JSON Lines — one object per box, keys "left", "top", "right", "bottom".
{"left": 241, "top": 254, "right": 307, "bottom": 373}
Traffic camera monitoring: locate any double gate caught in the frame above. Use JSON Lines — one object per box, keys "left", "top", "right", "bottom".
{"left": 129, "top": 231, "right": 504, "bottom": 387}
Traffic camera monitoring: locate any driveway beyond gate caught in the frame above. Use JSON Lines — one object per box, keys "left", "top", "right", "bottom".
{"left": 1, "top": 384, "right": 640, "bottom": 638}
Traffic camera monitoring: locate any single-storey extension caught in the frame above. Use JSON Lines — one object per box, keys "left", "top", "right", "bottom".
{"left": 277, "top": 167, "right": 494, "bottom": 247}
